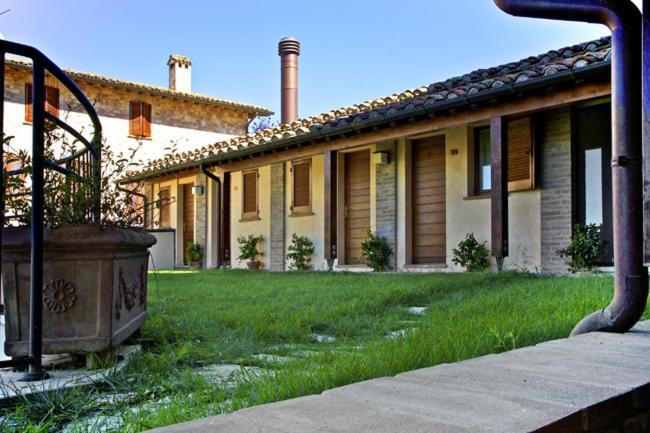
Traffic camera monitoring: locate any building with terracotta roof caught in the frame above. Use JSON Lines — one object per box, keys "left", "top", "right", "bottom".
{"left": 4, "top": 54, "right": 271, "bottom": 165}
{"left": 125, "top": 37, "right": 614, "bottom": 274}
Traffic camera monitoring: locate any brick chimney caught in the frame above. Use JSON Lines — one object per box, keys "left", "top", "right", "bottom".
{"left": 167, "top": 54, "right": 192, "bottom": 93}
{"left": 278, "top": 37, "right": 300, "bottom": 124}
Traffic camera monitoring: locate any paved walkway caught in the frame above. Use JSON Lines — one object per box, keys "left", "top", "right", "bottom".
{"left": 151, "top": 321, "right": 650, "bottom": 433}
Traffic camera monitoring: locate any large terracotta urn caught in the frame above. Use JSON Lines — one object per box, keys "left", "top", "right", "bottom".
{"left": 1, "top": 225, "right": 156, "bottom": 357}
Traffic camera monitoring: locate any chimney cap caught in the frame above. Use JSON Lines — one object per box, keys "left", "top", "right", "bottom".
{"left": 278, "top": 37, "right": 300, "bottom": 56}
{"left": 167, "top": 54, "right": 192, "bottom": 67}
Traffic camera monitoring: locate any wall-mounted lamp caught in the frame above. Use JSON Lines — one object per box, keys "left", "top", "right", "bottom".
{"left": 192, "top": 185, "right": 204, "bottom": 195}
{"left": 373, "top": 151, "right": 390, "bottom": 165}
{"left": 450, "top": 149, "right": 459, "bottom": 155}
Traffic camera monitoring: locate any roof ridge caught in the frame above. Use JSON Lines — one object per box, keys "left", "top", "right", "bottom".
{"left": 128, "top": 36, "right": 612, "bottom": 179}
{"left": 4, "top": 57, "right": 272, "bottom": 115}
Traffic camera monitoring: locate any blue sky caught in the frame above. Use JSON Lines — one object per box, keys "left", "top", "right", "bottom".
{"left": 2, "top": 1, "right": 641, "bottom": 121}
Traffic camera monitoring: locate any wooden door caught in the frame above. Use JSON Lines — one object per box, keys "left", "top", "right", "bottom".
{"left": 412, "top": 136, "right": 446, "bottom": 264}
{"left": 344, "top": 150, "right": 370, "bottom": 264}
{"left": 183, "top": 184, "right": 194, "bottom": 264}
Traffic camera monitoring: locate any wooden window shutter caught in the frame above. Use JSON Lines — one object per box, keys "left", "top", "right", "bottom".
{"left": 159, "top": 188, "right": 171, "bottom": 228}
{"left": 507, "top": 117, "right": 534, "bottom": 191}
{"left": 129, "top": 101, "right": 142, "bottom": 136}
{"left": 25, "top": 83, "right": 33, "bottom": 122}
{"left": 141, "top": 102, "right": 152, "bottom": 138}
{"left": 292, "top": 159, "right": 311, "bottom": 214}
{"left": 45, "top": 86, "right": 59, "bottom": 118}
{"left": 242, "top": 171, "right": 258, "bottom": 219}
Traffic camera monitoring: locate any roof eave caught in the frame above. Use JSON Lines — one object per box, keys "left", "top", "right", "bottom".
{"left": 121, "top": 62, "right": 610, "bottom": 184}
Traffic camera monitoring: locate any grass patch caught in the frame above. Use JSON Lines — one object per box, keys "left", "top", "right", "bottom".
{"left": 2, "top": 270, "right": 638, "bottom": 432}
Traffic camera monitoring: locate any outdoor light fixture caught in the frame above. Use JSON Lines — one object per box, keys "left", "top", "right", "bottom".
{"left": 373, "top": 151, "right": 390, "bottom": 165}
{"left": 192, "top": 185, "right": 204, "bottom": 195}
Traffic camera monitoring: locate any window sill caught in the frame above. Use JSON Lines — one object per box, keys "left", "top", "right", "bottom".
{"left": 239, "top": 216, "right": 261, "bottom": 222}
{"left": 463, "top": 193, "right": 491, "bottom": 201}
{"left": 128, "top": 135, "right": 153, "bottom": 141}
{"left": 289, "top": 211, "right": 314, "bottom": 218}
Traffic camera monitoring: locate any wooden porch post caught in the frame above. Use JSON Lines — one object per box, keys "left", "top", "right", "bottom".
{"left": 324, "top": 150, "right": 338, "bottom": 270}
{"left": 221, "top": 172, "right": 231, "bottom": 268}
{"left": 491, "top": 116, "right": 508, "bottom": 269}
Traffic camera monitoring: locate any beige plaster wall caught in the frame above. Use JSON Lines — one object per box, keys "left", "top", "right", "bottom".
{"left": 230, "top": 166, "right": 272, "bottom": 269}
{"left": 284, "top": 155, "right": 326, "bottom": 270}
{"left": 442, "top": 126, "right": 541, "bottom": 272}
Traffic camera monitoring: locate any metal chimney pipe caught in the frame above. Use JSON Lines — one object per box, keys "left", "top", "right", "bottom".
{"left": 278, "top": 37, "right": 300, "bottom": 124}
{"left": 493, "top": 0, "right": 648, "bottom": 335}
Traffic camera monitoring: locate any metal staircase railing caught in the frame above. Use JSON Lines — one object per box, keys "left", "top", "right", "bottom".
{"left": 0, "top": 40, "right": 102, "bottom": 380}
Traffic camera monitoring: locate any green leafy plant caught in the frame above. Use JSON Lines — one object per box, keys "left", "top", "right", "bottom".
{"left": 557, "top": 224, "right": 606, "bottom": 273}
{"left": 186, "top": 242, "right": 202, "bottom": 264}
{"left": 286, "top": 233, "right": 315, "bottom": 271}
{"left": 452, "top": 233, "right": 489, "bottom": 272}
{"left": 2, "top": 111, "right": 146, "bottom": 229}
{"left": 360, "top": 230, "right": 392, "bottom": 272}
{"left": 237, "top": 234, "right": 264, "bottom": 263}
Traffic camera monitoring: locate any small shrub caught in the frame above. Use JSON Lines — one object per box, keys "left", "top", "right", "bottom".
{"left": 186, "top": 242, "right": 202, "bottom": 264}
{"left": 557, "top": 223, "right": 606, "bottom": 273}
{"left": 360, "top": 231, "right": 392, "bottom": 272}
{"left": 237, "top": 234, "right": 264, "bottom": 263}
{"left": 452, "top": 233, "right": 489, "bottom": 272}
{"left": 286, "top": 234, "right": 315, "bottom": 271}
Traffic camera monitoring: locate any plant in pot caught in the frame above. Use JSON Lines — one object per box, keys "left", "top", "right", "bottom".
{"left": 187, "top": 242, "right": 203, "bottom": 269}
{"left": 2, "top": 120, "right": 156, "bottom": 359}
{"left": 237, "top": 234, "right": 264, "bottom": 270}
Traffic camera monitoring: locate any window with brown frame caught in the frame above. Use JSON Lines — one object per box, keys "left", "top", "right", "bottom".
{"left": 469, "top": 116, "right": 535, "bottom": 195}
{"left": 158, "top": 187, "right": 171, "bottom": 228}
{"left": 291, "top": 159, "right": 312, "bottom": 215}
{"left": 25, "top": 83, "right": 60, "bottom": 122}
{"left": 241, "top": 170, "right": 259, "bottom": 220}
{"left": 129, "top": 101, "right": 152, "bottom": 138}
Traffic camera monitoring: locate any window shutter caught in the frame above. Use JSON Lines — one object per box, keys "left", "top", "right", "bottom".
{"left": 243, "top": 171, "right": 258, "bottom": 216}
{"left": 141, "top": 102, "right": 152, "bottom": 137}
{"left": 507, "top": 117, "right": 534, "bottom": 191}
{"left": 292, "top": 160, "right": 311, "bottom": 212}
{"left": 45, "top": 86, "right": 59, "bottom": 118}
{"left": 159, "top": 188, "right": 171, "bottom": 228}
{"left": 129, "top": 101, "right": 142, "bottom": 136}
{"left": 25, "top": 83, "right": 33, "bottom": 122}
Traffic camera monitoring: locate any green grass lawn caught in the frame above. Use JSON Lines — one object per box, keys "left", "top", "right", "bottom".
{"left": 3, "top": 270, "right": 635, "bottom": 432}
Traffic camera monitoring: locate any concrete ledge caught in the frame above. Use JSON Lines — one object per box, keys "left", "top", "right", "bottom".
{"left": 150, "top": 321, "right": 650, "bottom": 433}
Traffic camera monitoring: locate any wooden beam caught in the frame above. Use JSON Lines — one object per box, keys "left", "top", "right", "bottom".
{"left": 221, "top": 172, "right": 231, "bottom": 267}
{"left": 324, "top": 150, "right": 338, "bottom": 268}
{"left": 491, "top": 116, "right": 508, "bottom": 267}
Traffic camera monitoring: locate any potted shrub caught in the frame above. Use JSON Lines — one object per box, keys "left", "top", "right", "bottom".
{"left": 286, "top": 233, "right": 315, "bottom": 271}
{"left": 360, "top": 231, "right": 393, "bottom": 272}
{"left": 186, "top": 242, "right": 203, "bottom": 269}
{"left": 1, "top": 127, "right": 156, "bottom": 358}
{"left": 556, "top": 224, "right": 606, "bottom": 273}
{"left": 237, "top": 234, "right": 264, "bottom": 269}
{"left": 452, "top": 233, "right": 490, "bottom": 272}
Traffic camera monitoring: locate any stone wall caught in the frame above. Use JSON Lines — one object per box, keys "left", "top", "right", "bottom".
{"left": 539, "top": 108, "right": 573, "bottom": 274}
{"left": 269, "top": 163, "right": 286, "bottom": 271}
{"left": 374, "top": 141, "right": 397, "bottom": 270}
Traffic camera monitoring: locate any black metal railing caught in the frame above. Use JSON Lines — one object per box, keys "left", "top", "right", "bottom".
{"left": 0, "top": 39, "right": 102, "bottom": 380}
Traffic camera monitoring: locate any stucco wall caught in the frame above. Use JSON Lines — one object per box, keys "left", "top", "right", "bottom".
{"left": 284, "top": 155, "right": 326, "bottom": 270}
{"left": 230, "top": 167, "right": 272, "bottom": 269}
{"left": 395, "top": 126, "right": 541, "bottom": 272}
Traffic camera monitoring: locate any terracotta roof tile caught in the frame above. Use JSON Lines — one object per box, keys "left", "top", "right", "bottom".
{"left": 129, "top": 37, "right": 612, "bottom": 179}
{"left": 5, "top": 58, "right": 271, "bottom": 115}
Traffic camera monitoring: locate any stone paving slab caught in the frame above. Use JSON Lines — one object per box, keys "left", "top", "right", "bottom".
{"left": 150, "top": 321, "right": 650, "bottom": 433}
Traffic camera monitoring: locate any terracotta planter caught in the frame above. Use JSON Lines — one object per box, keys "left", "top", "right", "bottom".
{"left": 2, "top": 225, "right": 156, "bottom": 357}
{"left": 190, "top": 260, "right": 202, "bottom": 270}
{"left": 246, "top": 261, "right": 261, "bottom": 270}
